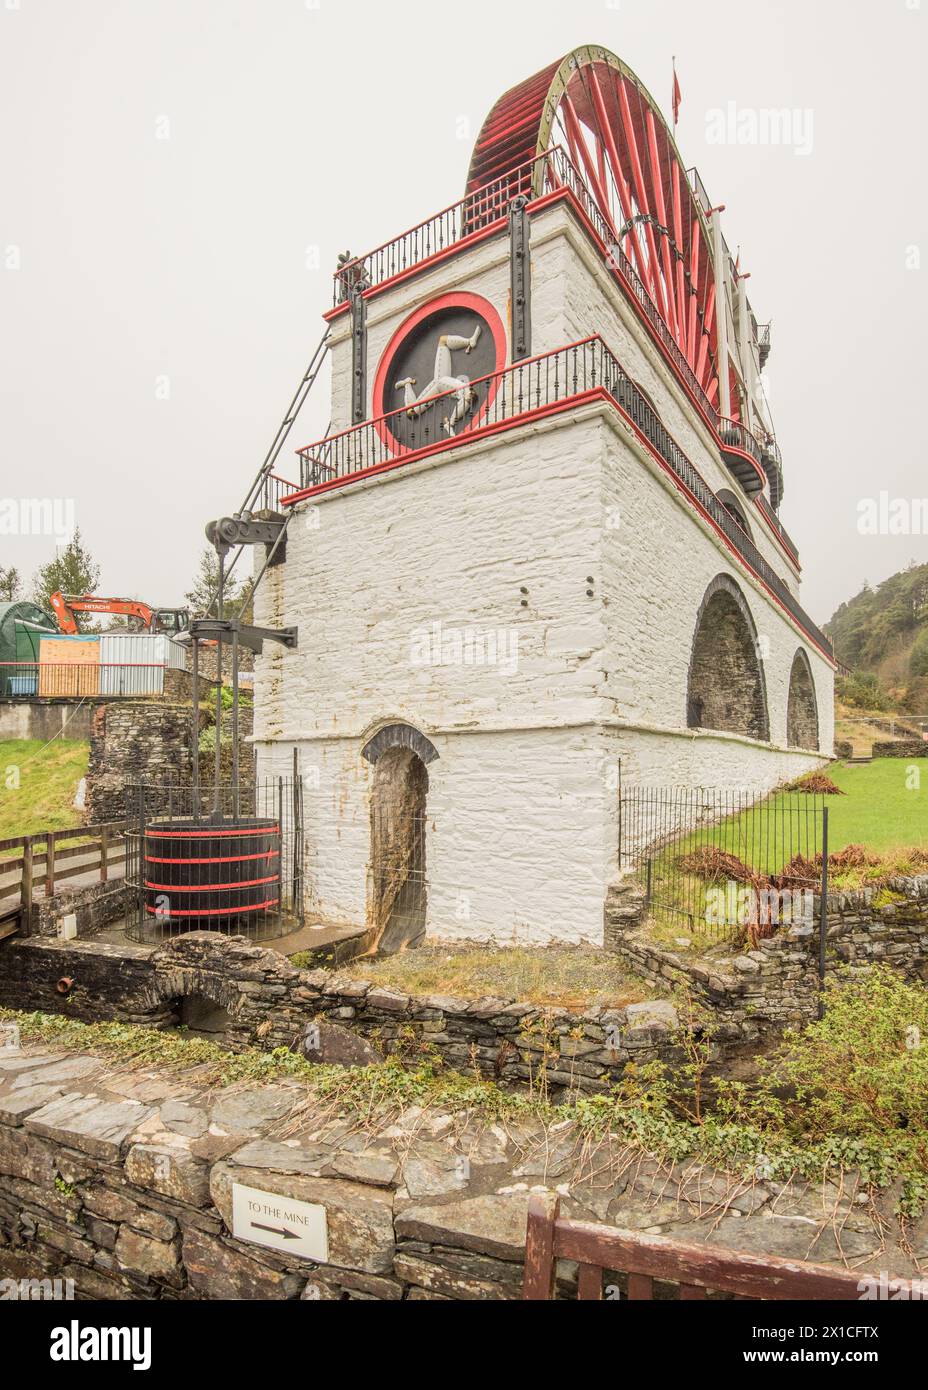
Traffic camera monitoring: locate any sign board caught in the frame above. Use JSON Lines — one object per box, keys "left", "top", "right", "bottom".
{"left": 231, "top": 1182, "right": 329, "bottom": 1263}
{"left": 0, "top": 1022, "right": 20, "bottom": 1054}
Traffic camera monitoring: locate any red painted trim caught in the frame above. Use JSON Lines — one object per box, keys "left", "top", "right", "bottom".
{"left": 719, "top": 441, "right": 767, "bottom": 492}
{"left": 145, "top": 875, "right": 279, "bottom": 892}
{"left": 289, "top": 390, "right": 608, "bottom": 502}
{"left": 145, "top": 899, "right": 279, "bottom": 918}
{"left": 144, "top": 851, "right": 278, "bottom": 865}
{"left": 288, "top": 387, "right": 828, "bottom": 663}
{"left": 619, "top": 412, "right": 831, "bottom": 663}
{"left": 323, "top": 218, "right": 509, "bottom": 323}
{"left": 145, "top": 825, "right": 280, "bottom": 839}
{"left": 370, "top": 291, "right": 508, "bottom": 452}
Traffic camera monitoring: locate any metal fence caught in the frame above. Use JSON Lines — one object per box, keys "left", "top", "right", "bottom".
{"left": 0, "top": 662, "right": 173, "bottom": 698}
{"left": 124, "top": 777, "right": 304, "bottom": 944}
{"left": 619, "top": 785, "right": 829, "bottom": 944}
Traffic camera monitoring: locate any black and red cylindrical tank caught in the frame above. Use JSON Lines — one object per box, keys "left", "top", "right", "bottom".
{"left": 142, "top": 818, "right": 280, "bottom": 930}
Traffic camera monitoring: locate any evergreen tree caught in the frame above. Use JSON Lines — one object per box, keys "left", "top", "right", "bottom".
{"left": 185, "top": 548, "right": 252, "bottom": 623}
{"left": 0, "top": 566, "right": 21, "bottom": 602}
{"left": 31, "top": 529, "right": 101, "bottom": 630}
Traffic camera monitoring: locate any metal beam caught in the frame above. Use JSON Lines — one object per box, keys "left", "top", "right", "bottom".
{"left": 509, "top": 195, "right": 532, "bottom": 361}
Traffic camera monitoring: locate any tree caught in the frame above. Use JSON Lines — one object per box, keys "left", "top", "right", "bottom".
{"left": 185, "top": 548, "right": 252, "bottom": 623}
{"left": 31, "top": 528, "right": 101, "bottom": 630}
{"left": 0, "top": 566, "right": 21, "bottom": 602}
{"left": 910, "top": 628, "right": 928, "bottom": 679}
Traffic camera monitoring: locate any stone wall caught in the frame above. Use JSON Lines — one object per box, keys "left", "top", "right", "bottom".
{"left": 872, "top": 740, "right": 928, "bottom": 759}
{"left": 0, "top": 1038, "right": 918, "bottom": 1299}
{"left": 0, "top": 934, "right": 693, "bottom": 1097}
{"left": 605, "top": 876, "right": 928, "bottom": 1028}
{"left": 85, "top": 703, "right": 195, "bottom": 823}
{"left": 29, "top": 880, "right": 126, "bottom": 941}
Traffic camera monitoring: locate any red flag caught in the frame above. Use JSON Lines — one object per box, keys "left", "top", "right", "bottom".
{"left": 672, "top": 58, "right": 682, "bottom": 127}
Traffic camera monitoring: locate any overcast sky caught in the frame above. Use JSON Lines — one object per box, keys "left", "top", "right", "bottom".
{"left": 1, "top": 0, "right": 925, "bottom": 623}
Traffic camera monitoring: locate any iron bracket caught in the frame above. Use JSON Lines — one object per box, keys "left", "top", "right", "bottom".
{"left": 509, "top": 195, "right": 532, "bottom": 362}
{"left": 350, "top": 284, "right": 368, "bottom": 423}
{"left": 190, "top": 616, "right": 298, "bottom": 654}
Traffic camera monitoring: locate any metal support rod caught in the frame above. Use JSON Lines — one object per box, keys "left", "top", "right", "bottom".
{"left": 818, "top": 807, "right": 829, "bottom": 1020}
{"left": 213, "top": 552, "right": 224, "bottom": 821}
{"left": 236, "top": 510, "right": 294, "bottom": 617}
{"left": 231, "top": 630, "right": 240, "bottom": 820}
{"left": 191, "top": 636, "right": 200, "bottom": 824}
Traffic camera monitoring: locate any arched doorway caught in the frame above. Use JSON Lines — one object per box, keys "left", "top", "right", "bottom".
{"left": 687, "top": 575, "right": 770, "bottom": 741}
{"left": 361, "top": 725, "right": 437, "bottom": 955}
{"left": 786, "top": 649, "right": 820, "bottom": 751}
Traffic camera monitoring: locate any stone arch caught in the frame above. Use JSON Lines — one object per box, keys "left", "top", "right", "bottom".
{"left": 686, "top": 575, "right": 770, "bottom": 741}
{"left": 362, "top": 722, "right": 439, "bottom": 767}
{"left": 786, "top": 648, "right": 820, "bottom": 751}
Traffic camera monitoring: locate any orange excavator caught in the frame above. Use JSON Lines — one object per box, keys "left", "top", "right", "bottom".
{"left": 50, "top": 592, "right": 191, "bottom": 637}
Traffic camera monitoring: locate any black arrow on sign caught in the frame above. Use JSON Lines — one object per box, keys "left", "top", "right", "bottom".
{"left": 252, "top": 1221, "right": 300, "bottom": 1241}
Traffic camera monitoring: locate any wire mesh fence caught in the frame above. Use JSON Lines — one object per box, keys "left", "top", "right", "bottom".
{"left": 369, "top": 807, "right": 428, "bottom": 954}
{"left": 619, "top": 785, "right": 828, "bottom": 943}
{"left": 124, "top": 777, "right": 304, "bottom": 943}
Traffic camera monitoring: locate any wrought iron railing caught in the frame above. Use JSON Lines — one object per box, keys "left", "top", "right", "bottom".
{"left": 291, "top": 336, "right": 831, "bottom": 658}
{"left": 756, "top": 494, "right": 799, "bottom": 563}
{"left": 719, "top": 416, "right": 763, "bottom": 464}
{"left": 332, "top": 151, "right": 549, "bottom": 304}
{"left": 333, "top": 148, "right": 725, "bottom": 435}
{"left": 620, "top": 784, "right": 828, "bottom": 943}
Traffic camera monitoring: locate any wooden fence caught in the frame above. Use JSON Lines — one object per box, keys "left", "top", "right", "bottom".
{"left": 523, "top": 1195, "right": 914, "bottom": 1301}
{"left": 0, "top": 822, "right": 127, "bottom": 934}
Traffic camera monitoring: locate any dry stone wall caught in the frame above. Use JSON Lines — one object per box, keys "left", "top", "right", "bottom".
{"left": 0, "top": 1039, "right": 921, "bottom": 1299}
{"left": 0, "top": 934, "right": 692, "bottom": 1097}
{"left": 86, "top": 703, "right": 195, "bottom": 823}
{"left": 605, "top": 876, "right": 928, "bottom": 1027}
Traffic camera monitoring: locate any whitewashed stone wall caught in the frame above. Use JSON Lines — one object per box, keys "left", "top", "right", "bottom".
{"left": 326, "top": 198, "right": 800, "bottom": 594}
{"left": 255, "top": 395, "right": 832, "bottom": 945}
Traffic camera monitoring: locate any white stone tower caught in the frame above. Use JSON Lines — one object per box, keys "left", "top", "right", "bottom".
{"left": 253, "top": 45, "right": 834, "bottom": 948}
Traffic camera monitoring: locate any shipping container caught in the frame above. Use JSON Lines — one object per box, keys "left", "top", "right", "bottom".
{"left": 98, "top": 632, "right": 187, "bottom": 696}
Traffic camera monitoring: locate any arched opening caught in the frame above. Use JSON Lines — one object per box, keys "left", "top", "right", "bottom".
{"left": 363, "top": 726, "right": 434, "bottom": 955}
{"left": 171, "top": 993, "right": 231, "bottom": 1039}
{"left": 717, "top": 488, "right": 753, "bottom": 543}
{"left": 786, "top": 649, "right": 820, "bottom": 751}
{"left": 687, "top": 576, "right": 770, "bottom": 741}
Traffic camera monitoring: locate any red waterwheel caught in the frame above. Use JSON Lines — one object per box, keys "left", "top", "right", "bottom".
{"left": 466, "top": 46, "right": 730, "bottom": 414}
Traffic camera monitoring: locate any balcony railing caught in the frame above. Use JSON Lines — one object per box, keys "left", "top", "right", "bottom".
{"left": 334, "top": 148, "right": 725, "bottom": 436}
{"left": 333, "top": 152, "right": 545, "bottom": 304}
{"left": 289, "top": 336, "right": 831, "bottom": 659}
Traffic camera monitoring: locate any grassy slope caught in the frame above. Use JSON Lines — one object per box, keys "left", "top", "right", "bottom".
{"left": 0, "top": 739, "right": 89, "bottom": 840}
{"left": 824, "top": 758, "right": 927, "bottom": 855}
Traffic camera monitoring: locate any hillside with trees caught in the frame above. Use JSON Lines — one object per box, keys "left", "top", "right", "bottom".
{"left": 826, "top": 561, "right": 928, "bottom": 711}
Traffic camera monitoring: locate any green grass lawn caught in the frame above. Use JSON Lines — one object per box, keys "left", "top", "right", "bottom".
{"left": 641, "top": 759, "right": 928, "bottom": 946}
{"left": 0, "top": 739, "right": 89, "bottom": 842}
{"left": 823, "top": 759, "right": 927, "bottom": 854}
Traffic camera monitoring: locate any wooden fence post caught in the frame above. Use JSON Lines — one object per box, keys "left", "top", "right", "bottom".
{"left": 522, "top": 1193, "right": 559, "bottom": 1300}
{"left": 100, "top": 824, "right": 109, "bottom": 883}
{"left": 44, "top": 833, "right": 55, "bottom": 898}
{"left": 21, "top": 836, "right": 33, "bottom": 934}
